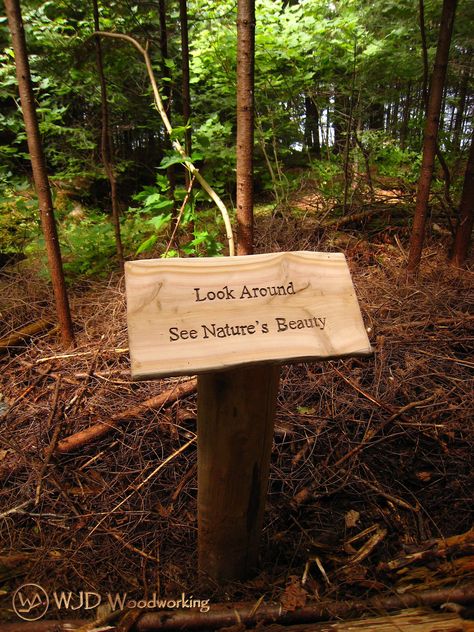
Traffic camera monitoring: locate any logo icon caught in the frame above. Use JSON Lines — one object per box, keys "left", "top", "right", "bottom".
{"left": 12, "top": 583, "right": 49, "bottom": 621}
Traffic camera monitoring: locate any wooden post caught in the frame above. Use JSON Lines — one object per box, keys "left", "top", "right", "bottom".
{"left": 197, "top": 364, "right": 280, "bottom": 580}
{"left": 125, "top": 253, "right": 372, "bottom": 582}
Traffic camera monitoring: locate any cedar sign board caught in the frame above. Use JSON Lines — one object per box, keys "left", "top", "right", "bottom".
{"left": 125, "top": 251, "right": 372, "bottom": 379}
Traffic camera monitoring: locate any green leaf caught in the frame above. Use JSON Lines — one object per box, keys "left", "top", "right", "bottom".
{"left": 148, "top": 213, "right": 172, "bottom": 231}
{"left": 136, "top": 234, "right": 158, "bottom": 255}
{"left": 161, "top": 249, "right": 178, "bottom": 258}
{"left": 158, "top": 154, "right": 186, "bottom": 169}
{"left": 144, "top": 196, "right": 174, "bottom": 212}
{"left": 170, "top": 125, "right": 190, "bottom": 140}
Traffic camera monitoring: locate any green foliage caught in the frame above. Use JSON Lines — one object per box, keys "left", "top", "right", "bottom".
{"left": 309, "top": 159, "right": 345, "bottom": 199}
{"left": 0, "top": 178, "right": 40, "bottom": 254}
{"left": 192, "top": 115, "right": 235, "bottom": 195}
{"left": 359, "top": 131, "right": 422, "bottom": 182}
{"left": 59, "top": 212, "right": 117, "bottom": 278}
{"left": 129, "top": 173, "right": 224, "bottom": 259}
{"left": 1, "top": 0, "right": 472, "bottom": 280}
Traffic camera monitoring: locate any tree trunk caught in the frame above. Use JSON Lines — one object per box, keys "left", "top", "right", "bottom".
{"left": 391, "top": 87, "right": 400, "bottom": 136}
{"left": 367, "top": 100, "right": 384, "bottom": 131}
{"left": 406, "top": 0, "right": 458, "bottom": 276}
{"left": 236, "top": 0, "right": 256, "bottom": 254}
{"left": 179, "top": 0, "right": 192, "bottom": 161}
{"left": 450, "top": 127, "right": 474, "bottom": 266}
{"left": 304, "top": 96, "right": 321, "bottom": 159}
{"left": 92, "top": 0, "right": 124, "bottom": 272}
{"left": 419, "top": 0, "right": 429, "bottom": 109}
{"left": 333, "top": 87, "right": 349, "bottom": 154}
{"left": 4, "top": 0, "right": 74, "bottom": 348}
{"left": 158, "top": 0, "right": 171, "bottom": 118}
{"left": 179, "top": 0, "right": 193, "bottom": 236}
{"left": 400, "top": 83, "right": 412, "bottom": 149}
{"left": 342, "top": 42, "right": 357, "bottom": 214}
{"left": 418, "top": 0, "right": 453, "bottom": 212}
{"left": 158, "top": 0, "right": 176, "bottom": 216}
{"left": 452, "top": 65, "right": 469, "bottom": 150}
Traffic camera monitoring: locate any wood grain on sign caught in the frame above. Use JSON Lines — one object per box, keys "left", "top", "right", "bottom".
{"left": 125, "top": 251, "right": 372, "bottom": 379}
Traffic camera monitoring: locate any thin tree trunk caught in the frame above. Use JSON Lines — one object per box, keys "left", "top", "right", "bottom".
{"left": 179, "top": 0, "right": 192, "bottom": 161}
{"left": 92, "top": 0, "right": 124, "bottom": 272}
{"left": 333, "top": 88, "right": 348, "bottom": 154}
{"left": 400, "top": 83, "right": 411, "bottom": 149}
{"left": 4, "top": 0, "right": 74, "bottom": 348}
{"left": 304, "top": 96, "right": 321, "bottom": 159}
{"left": 158, "top": 0, "right": 177, "bottom": 229}
{"left": 391, "top": 87, "right": 400, "bottom": 137}
{"left": 179, "top": 0, "right": 194, "bottom": 234}
{"left": 236, "top": 0, "right": 256, "bottom": 255}
{"left": 450, "top": 127, "right": 474, "bottom": 266}
{"left": 419, "top": 0, "right": 429, "bottom": 109}
{"left": 452, "top": 65, "right": 469, "bottom": 150}
{"left": 418, "top": 0, "right": 453, "bottom": 210}
{"left": 406, "top": 0, "right": 458, "bottom": 276}
{"left": 158, "top": 0, "right": 171, "bottom": 118}
{"left": 342, "top": 40, "right": 357, "bottom": 214}
{"left": 354, "top": 127, "right": 374, "bottom": 201}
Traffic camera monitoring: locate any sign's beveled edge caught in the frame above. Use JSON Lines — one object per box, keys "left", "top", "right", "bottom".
{"left": 130, "top": 347, "right": 374, "bottom": 381}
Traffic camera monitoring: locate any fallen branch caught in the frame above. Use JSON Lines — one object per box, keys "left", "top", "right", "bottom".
{"left": 378, "top": 527, "right": 474, "bottom": 572}
{"left": 134, "top": 582, "right": 474, "bottom": 630}
{"left": 324, "top": 206, "right": 398, "bottom": 229}
{"left": 55, "top": 378, "right": 197, "bottom": 453}
{"left": 0, "top": 319, "right": 55, "bottom": 352}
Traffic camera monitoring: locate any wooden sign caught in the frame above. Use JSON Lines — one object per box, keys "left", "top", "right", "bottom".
{"left": 125, "top": 251, "right": 372, "bottom": 379}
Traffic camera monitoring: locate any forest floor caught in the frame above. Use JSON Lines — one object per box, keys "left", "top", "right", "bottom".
{"left": 0, "top": 192, "right": 473, "bottom": 630}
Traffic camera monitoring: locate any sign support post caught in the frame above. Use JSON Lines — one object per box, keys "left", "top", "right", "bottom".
{"left": 197, "top": 365, "right": 280, "bottom": 580}
{"left": 125, "top": 251, "right": 372, "bottom": 582}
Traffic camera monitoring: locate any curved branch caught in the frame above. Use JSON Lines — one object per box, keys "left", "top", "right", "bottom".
{"left": 94, "top": 31, "right": 235, "bottom": 256}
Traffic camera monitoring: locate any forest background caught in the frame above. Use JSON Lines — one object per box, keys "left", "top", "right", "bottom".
{"left": 1, "top": 0, "right": 473, "bottom": 279}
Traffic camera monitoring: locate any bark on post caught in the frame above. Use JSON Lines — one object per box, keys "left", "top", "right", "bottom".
{"left": 450, "top": 128, "right": 474, "bottom": 267}
{"left": 197, "top": 365, "right": 280, "bottom": 580}
{"left": 197, "top": 0, "right": 280, "bottom": 581}
{"left": 406, "top": 0, "right": 458, "bottom": 276}
{"left": 4, "top": 0, "right": 74, "bottom": 348}
{"left": 92, "top": 0, "right": 124, "bottom": 272}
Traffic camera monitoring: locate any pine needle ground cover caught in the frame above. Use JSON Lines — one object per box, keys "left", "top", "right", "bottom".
{"left": 0, "top": 226, "right": 473, "bottom": 626}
